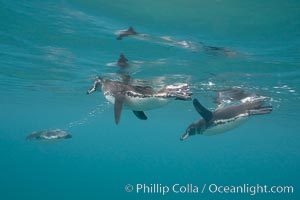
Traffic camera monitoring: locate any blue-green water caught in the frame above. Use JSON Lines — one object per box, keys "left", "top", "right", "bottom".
{"left": 1, "top": 0, "right": 300, "bottom": 199}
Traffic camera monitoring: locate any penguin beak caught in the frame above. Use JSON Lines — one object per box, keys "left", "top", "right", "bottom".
{"left": 180, "top": 132, "right": 190, "bottom": 141}
{"left": 87, "top": 79, "right": 102, "bottom": 94}
{"left": 86, "top": 86, "right": 96, "bottom": 94}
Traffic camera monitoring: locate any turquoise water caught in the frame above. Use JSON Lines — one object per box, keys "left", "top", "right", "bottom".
{"left": 1, "top": 0, "right": 300, "bottom": 199}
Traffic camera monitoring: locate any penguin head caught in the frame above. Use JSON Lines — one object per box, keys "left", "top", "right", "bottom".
{"left": 87, "top": 77, "right": 103, "bottom": 94}
{"left": 180, "top": 123, "right": 196, "bottom": 141}
{"left": 180, "top": 121, "right": 206, "bottom": 141}
{"left": 63, "top": 134, "right": 72, "bottom": 139}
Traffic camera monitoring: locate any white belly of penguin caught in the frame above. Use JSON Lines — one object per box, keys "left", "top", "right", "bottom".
{"left": 204, "top": 114, "right": 249, "bottom": 136}
{"left": 104, "top": 94, "right": 172, "bottom": 111}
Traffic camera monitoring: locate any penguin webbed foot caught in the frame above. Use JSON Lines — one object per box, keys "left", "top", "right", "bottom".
{"left": 133, "top": 111, "right": 148, "bottom": 120}
{"left": 248, "top": 106, "right": 273, "bottom": 115}
{"left": 168, "top": 90, "right": 193, "bottom": 101}
{"left": 175, "top": 95, "right": 192, "bottom": 101}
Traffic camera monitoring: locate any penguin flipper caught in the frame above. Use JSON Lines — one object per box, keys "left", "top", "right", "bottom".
{"left": 114, "top": 95, "right": 124, "bottom": 124}
{"left": 193, "top": 99, "right": 213, "bottom": 122}
{"left": 132, "top": 111, "right": 148, "bottom": 120}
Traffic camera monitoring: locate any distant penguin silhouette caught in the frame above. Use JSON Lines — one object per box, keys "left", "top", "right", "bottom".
{"left": 204, "top": 45, "right": 237, "bottom": 56}
{"left": 117, "top": 53, "right": 129, "bottom": 67}
{"left": 180, "top": 98, "right": 272, "bottom": 140}
{"left": 197, "top": 42, "right": 237, "bottom": 56}
{"left": 117, "top": 26, "right": 138, "bottom": 40}
{"left": 87, "top": 76, "right": 192, "bottom": 124}
{"left": 26, "top": 129, "right": 72, "bottom": 141}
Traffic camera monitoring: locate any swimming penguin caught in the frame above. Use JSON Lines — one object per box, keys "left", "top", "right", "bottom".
{"left": 87, "top": 76, "right": 192, "bottom": 124}
{"left": 213, "top": 87, "right": 259, "bottom": 105}
{"left": 117, "top": 53, "right": 129, "bottom": 67}
{"left": 26, "top": 129, "right": 72, "bottom": 141}
{"left": 117, "top": 26, "right": 137, "bottom": 40}
{"left": 197, "top": 42, "right": 237, "bottom": 56}
{"left": 180, "top": 98, "right": 272, "bottom": 140}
